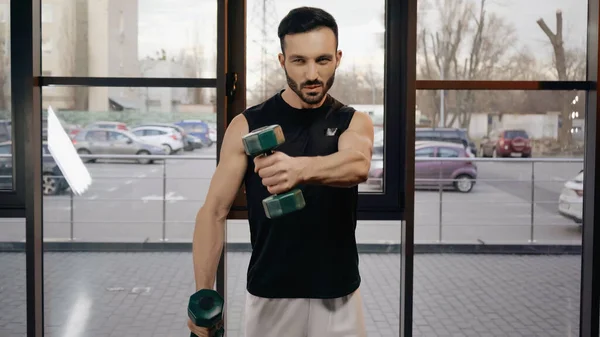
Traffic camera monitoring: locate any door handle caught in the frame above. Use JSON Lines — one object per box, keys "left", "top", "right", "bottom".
{"left": 226, "top": 72, "right": 238, "bottom": 101}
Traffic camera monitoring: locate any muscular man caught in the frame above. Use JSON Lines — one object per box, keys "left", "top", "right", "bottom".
{"left": 188, "top": 6, "right": 374, "bottom": 337}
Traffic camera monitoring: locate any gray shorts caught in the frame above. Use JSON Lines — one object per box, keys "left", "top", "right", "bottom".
{"left": 243, "top": 288, "right": 368, "bottom": 337}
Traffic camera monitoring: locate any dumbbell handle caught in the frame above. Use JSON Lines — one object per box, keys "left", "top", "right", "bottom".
{"left": 190, "top": 326, "right": 224, "bottom": 337}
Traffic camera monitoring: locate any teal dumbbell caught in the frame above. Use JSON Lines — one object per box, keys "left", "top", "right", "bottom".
{"left": 188, "top": 289, "right": 224, "bottom": 337}
{"left": 242, "top": 124, "right": 306, "bottom": 219}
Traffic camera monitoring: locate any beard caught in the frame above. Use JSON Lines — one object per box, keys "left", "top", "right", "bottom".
{"left": 284, "top": 68, "right": 336, "bottom": 105}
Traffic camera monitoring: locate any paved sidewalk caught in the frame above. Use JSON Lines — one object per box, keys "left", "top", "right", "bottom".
{"left": 0, "top": 252, "right": 580, "bottom": 337}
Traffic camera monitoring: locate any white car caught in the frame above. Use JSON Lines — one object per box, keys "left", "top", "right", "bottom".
{"left": 131, "top": 126, "right": 185, "bottom": 154}
{"left": 558, "top": 170, "right": 583, "bottom": 224}
{"left": 207, "top": 122, "right": 217, "bottom": 143}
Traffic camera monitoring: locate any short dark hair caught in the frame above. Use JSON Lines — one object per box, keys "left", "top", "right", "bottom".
{"left": 277, "top": 7, "right": 339, "bottom": 54}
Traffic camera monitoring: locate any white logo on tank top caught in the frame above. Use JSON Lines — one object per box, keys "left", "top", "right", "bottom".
{"left": 326, "top": 128, "right": 338, "bottom": 136}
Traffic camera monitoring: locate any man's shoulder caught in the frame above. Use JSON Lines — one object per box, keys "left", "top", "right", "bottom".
{"left": 243, "top": 93, "right": 279, "bottom": 117}
{"left": 324, "top": 96, "right": 357, "bottom": 122}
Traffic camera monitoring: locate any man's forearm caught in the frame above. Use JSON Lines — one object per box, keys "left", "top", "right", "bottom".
{"left": 192, "top": 206, "right": 225, "bottom": 291}
{"left": 299, "top": 149, "right": 370, "bottom": 187}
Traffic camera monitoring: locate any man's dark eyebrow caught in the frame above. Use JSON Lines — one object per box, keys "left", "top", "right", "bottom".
{"left": 288, "top": 54, "right": 334, "bottom": 59}
{"left": 316, "top": 54, "right": 334, "bottom": 59}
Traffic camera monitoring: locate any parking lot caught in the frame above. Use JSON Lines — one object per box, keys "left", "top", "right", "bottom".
{"left": 0, "top": 146, "right": 584, "bottom": 244}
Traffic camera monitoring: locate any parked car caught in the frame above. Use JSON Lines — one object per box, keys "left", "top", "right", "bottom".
{"left": 175, "top": 120, "right": 213, "bottom": 147}
{"left": 206, "top": 122, "right": 217, "bottom": 143}
{"left": 0, "top": 119, "right": 11, "bottom": 142}
{"left": 368, "top": 141, "right": 477, "bottom": 192}
{"left": 479, "top": 129, "right": 532, "bottom": 158}
{"left": 135, "top": 122, "right": 198, "bottom": 151}
{"left": 0, "top": 141, "right": 69, "bottom": 195}
{"left": 84, "top": 121, "right": 129, "bottom": 131}
{"left": 185, "top": 134, "right": 205, "bottom": 150}
{"left": 416, "top": 127, "right": 477, "bottom": 156}
{"left": 558, "top": 169, "right": 583, "bottom": 224}
{"left": 72, "top": 128, "right": 167, "bottom": 164}
{"left": 415, "top": 142, "right": 477, "bottom": 192}
{"left": 130, "top": 126, "right": 185, "bottom": 154}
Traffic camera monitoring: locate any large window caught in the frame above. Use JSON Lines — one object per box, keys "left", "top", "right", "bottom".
{"left": 4, "top": 0, "right": 600, "bottom": 336}
{"left": 32, "top": 0, "right": 223, "bottom": 335}
{"left": 20, "top": 86, "right": 216, "bottom": 242}
{"left": 0, "top": 0, "right": 14, "bottom": 195}
{"left": 414, "top": 90, "right": 585, "bottom": 244}
{"left": 411, "top": 0, "right": 594, "bottom": 335}
{"left": 417, "top": 0, "right": 588, "bottom": 82}
{"left": 41, "top": 0, "right": 217, "bottom": 78}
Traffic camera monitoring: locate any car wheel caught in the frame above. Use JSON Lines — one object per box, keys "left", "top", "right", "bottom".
{"left": 77, "top": 148, "right": 96, "bottom": 163}
{"left": 136, "top": 150, "right": 152, "bottom": 164}
{"left": 454, "top": 175, "right": 474, "bottom": 193}
{"left": 162, "top": 144, "right": 173, "bottom": 154}
{"left": 42, "top": 173, "right": 57, "bottom": 196}
{"left": 478, "top": 146, "right": 485, "bottom": 157}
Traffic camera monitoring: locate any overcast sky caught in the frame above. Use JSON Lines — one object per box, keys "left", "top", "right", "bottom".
{"left": 137, "top": 0, "right": 590, "bottom": 80}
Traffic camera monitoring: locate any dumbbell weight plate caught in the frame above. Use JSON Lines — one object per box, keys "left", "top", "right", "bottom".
{"left": 262, "top": 188, "right": 306, "bottom": 219}
{"left": 188, "top": 289, "right": 224, "bottom": 330}
{"left": 242, "top": 125, "right": 285, "bottom": 157}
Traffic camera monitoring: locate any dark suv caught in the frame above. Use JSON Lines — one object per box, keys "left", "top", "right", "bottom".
{"left": 0, "top": 119, "right": 11, "bottom": 142}
{"left": 480, "top": 129, "right": 532, "bottom": 157}
{"left": 415, "top": 128, "right": 477, "bottom": 156}
{"left": 0, "top": 141, "right": 69, "bottom": 195}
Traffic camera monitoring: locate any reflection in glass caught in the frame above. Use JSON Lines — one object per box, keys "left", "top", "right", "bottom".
{"left": 42, "top": 0, "right": 217, "bottom": 78}
{"left": 417, "top": 0, "right": 588, "bottom": 81}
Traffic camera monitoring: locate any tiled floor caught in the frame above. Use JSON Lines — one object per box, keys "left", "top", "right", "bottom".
{"left": 0, "top": 252, "right": 580, "bottom": 337}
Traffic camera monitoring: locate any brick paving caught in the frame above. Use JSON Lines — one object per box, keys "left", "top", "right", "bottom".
{"left": 0, "top": 252, "right": 580, "bottom": 337}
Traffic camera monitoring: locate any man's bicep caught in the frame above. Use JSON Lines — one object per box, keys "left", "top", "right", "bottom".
{"left": 202, "top": 115, "right": 249, "bottom": 217}
{"left": 338, "top": 111, "right": 374, "bottom": 158}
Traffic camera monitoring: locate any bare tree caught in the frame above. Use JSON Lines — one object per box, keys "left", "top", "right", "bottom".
{"left": 178, "top": 41, "right": 210, "bottom": 105}
{"left": 418, "top": 0, "right": 521, "bottom": 130}
{"left": 359, "top": 63, "right": 384, "bottom": 105}
{"left": 247, "top": 60, "right": 286, "bottom": 106}
{"left": 537, "top": 10, "right": 586, "bottom": 147}
{"left": 0, "top": 38, "right": 9, "bottom": 112}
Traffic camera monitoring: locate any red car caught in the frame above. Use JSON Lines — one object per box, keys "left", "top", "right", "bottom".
{"left": 479, "top": 129, "right": 532, "bottom": 158}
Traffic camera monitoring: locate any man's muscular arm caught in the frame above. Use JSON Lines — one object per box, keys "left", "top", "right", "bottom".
{"left": 299, "top": 111, "right": 374, "bottom": 187}
{"left": 192, "top": 114, "right": 248, "bottom": 290}
{"left": 254, "top": 111, "right": 374, "bottom": 194}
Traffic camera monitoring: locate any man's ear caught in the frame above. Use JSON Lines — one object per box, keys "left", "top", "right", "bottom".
{"left": 278, "top": 53, "right": 285, "bottom": 69}
{"left": 336, "top": 50, "right": 343, "bottom": 68}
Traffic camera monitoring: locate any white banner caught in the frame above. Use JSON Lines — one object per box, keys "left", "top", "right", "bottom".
{"left": 47, "top": 106, "right": 92, "bottom": 195}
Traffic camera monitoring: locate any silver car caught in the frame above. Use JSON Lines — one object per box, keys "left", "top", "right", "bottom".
{"left": 72, "top": 128, "right": 167, "bottom": 164}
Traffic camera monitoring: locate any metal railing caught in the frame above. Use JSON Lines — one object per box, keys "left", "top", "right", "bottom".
{"left": 0, "top": 154, "right": 586, "bottom": 244}
{"left": 414, "top": 157, "right": 583, "bottom": 243}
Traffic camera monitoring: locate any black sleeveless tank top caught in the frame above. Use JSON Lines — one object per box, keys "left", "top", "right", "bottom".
{"left": 241, "top": 90, "right": 361, "bottom": 299}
